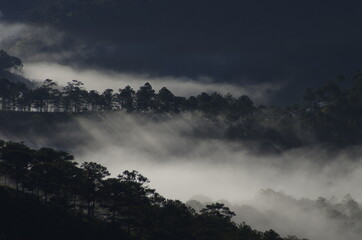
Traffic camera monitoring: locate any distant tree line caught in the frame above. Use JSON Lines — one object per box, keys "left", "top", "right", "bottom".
{"left": 2, "top": 49, "right": 362, "bottom": 149}
{"left": 2, "top": 70, "right": 362, "bottom": 150}
{"left": 0, "top": 139, "right": 307, "bottom": 240}
{"left": 0, "top": 78, "right": 255, "bottom": 120}
{"left": 225, "top": 71, "right": 362, "bottom": 149}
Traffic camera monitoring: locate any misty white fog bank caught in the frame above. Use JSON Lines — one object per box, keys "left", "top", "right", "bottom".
{"left": 2, "top": 111, "right": 361, "bottom": 240}
{"left": 23, "top": 62, "right": 280, "bottom": 103}
{"left": 189, "top": 189, "right": 362, "bottom": 240}
{"left": 0, "top": 22, "right": 282, "bottom": 103}
{"left": 2, "top": 112, "right": 362, "bottom": 203}
{"left": 71, "top": 114, "right": 362, "bottom": 200}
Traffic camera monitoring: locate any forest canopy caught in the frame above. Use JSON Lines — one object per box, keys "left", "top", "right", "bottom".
{"left": 0, "top": 139, "right": 307, "bottom": 240}
{"left": 1, "top": 50, "right": 362, "bottom": 150}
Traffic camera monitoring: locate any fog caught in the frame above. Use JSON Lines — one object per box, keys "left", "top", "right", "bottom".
{"left": 23, "top": 62, "right": 281, "bottom": 103}
{"left": 68, "top": 113, "right": 362, "bottom": 203}
{"left": 0, "top": 22, "right": 25, "bottom": 43}
{"left": 2, "top": 21, "right": 362, "bottom": 240}
{"left": 0, "top": 21, "right": 282, "bottom": 103}
{"left": 0, "top": 22, "right": 78, "bottom": 63}
{"left": 4, "top": 111, "right": 362, "bottom": 203}
{"left": 1, "top": 110, "right": 362, "bottom": 239}
{"left": 73, "top": 112, "right": 362, "bottom": 240}
{"left": 189, "top": 189, "right": 362, "bottom": 240}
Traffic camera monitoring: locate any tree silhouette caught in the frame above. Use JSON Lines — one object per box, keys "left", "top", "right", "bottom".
{"left": 118, "top": 86, "right": 136, "bottom": 112}
{"left": 156, "top": 87, "right": 175, "bottom": 112}
{"left": 263, "top": 230, "right": 283, "bottom": 240}
{"left": 195, "top": 203, "right": 238, "bottom": 240}
{"left": 227, "top": 95, "right": 255, "bottom": 121}
{"left": 0, "top": 141, "right": 34, "bottom": 191}
{"left": 136, "top": 82, "right": 155, "bottom": 112}
{"left": 63, "top": 80, "right": 85, "bottom": 112}
{"left": 101, "top": 89, "right": 115, "bottom": 111}
{"left": 117, "top": 170, "right": 155, "bottom": 233}
{"left": 80, "top": 162, "right": 110, "bottom": 217}
{"left": 200, "top": 203, "right": 236, "bottom": 221}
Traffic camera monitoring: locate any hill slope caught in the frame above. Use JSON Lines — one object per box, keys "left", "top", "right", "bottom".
{"left": 0, "top": 187, "right": 130, "bottom": 240}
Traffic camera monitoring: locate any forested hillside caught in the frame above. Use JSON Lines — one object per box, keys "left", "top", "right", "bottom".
{"left": 0, "top": 140, "right": 306, "bottom": 240}
{"left": 1, "top": 50, "right": 362, "bottom": 150}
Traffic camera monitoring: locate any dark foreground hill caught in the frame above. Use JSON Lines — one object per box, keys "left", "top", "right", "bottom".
{"left": 0, "top": 139, "right": 307, "bottom": 240}
{"left": 0, "top": 187, "right": 130, "bottom": 240}
{"left": 0, "top": 186, "right": 307, "bottom": 240}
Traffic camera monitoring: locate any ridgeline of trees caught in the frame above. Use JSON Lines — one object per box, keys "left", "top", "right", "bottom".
{"left": 0, "top": 78, "right": 255, "bottom": 119}
{"left": 224, "top": 72, "right": 362, "bottom": 149}
{"left": 0, "top": 50, "right": 254, "bottom": 115}
{"left": 2, "top": 73, "right": 362, "bottom": 150}
{"left": 0, "top": 140, "right": 307, "bottom": 240}
{"left": 1, "top": 50, "right": 362, "bottom": 149}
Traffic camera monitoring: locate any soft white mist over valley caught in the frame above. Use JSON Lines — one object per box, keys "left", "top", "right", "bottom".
{"left": 2, "top": 111, "right": 362, "bottom": 240}
{"left": 1, "top": 2, "right": 362, "bottom": 240}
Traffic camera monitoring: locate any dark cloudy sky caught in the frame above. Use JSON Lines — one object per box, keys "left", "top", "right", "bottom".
{"left": 1, "top": 0, "right": 362, "bottom": 103}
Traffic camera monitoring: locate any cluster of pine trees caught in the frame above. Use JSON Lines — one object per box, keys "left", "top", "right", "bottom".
{"left": 2, "top": 49, "right": 362, "bottom": 148}
{"left": 0, "top": 78, "right": 255, "bottom": 119}
{"left": 225, "top": 71, "right": 362, "bottom": 148}
{"left": 2, "top": 70, "right": 362, "bottom": 149}
{"left": 0, "top": 139, "right": 307, "bottom": 240}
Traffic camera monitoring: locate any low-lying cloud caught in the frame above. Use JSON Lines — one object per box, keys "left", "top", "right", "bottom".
{"left": 23, "top": 62, "right": 281, "bottom": 103}
{"left": 1, "top": 110, "right": 362, "bottom": 240}
{"left": 0, "top": 22, "right": 78, "bottom": 63}
{"left": 1, "top": 112, "right": 362, "bottom": 202}
{"left": 0, "top": 22, "right": 25, "bottom": 44}
{"left": 190, "top": 189, "right": 362, "bottom": 240}
{"left": 0, "top": 22, "right": 283, "bottom": 103}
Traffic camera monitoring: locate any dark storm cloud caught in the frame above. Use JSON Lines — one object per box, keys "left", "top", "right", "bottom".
{"left": 2, "top": 0, "right": 362, "bottom": 103}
